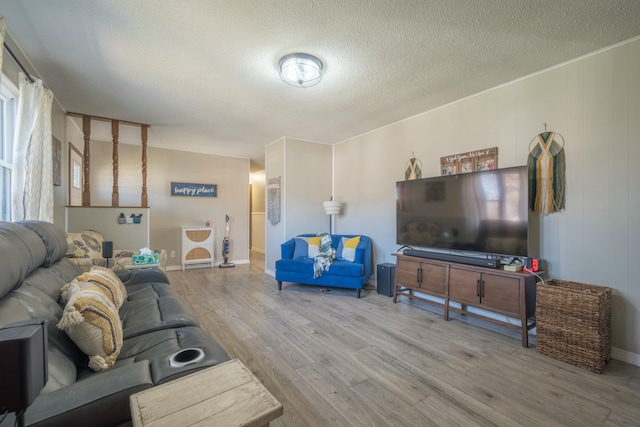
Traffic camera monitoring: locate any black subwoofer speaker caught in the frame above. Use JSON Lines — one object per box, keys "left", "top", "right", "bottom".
{"left": 0, "top": 320, "right": 48, "bottom": 413}
{"left": 376, "top": 263, "right": 396, "bottom": 297}
{"left": 102, "top": 241, "right": 113, "bottom": 258}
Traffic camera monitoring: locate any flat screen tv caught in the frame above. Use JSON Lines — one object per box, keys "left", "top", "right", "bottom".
{"left": 396, "top": 165, "right": 533, "bottom": 259}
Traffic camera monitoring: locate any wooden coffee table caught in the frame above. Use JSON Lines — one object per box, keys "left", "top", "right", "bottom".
{"left": 130, "top": 359, "right": 283, "bottom": 427}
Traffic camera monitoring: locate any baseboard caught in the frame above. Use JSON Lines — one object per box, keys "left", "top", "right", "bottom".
{"left": 166, "top": 264, "right": 215, "bottom": 271}
{"left": 165, "top": 259, "right": 250, "bottom": 271}
{"left": 265, "top": 269, "right": 275, "bottom": 277}
{"left": 612, "top": 347, "right": 640, "bottom": 367}
{"left": 223, "top": 259, "right": 250, "bottom": 265}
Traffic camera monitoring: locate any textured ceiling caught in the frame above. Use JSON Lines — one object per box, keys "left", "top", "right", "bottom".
{"left": 2, "top": 0, "right": 640, "bottom": 170}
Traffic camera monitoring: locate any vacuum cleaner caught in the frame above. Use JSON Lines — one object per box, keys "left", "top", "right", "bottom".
{"left": 219, "top": 214, "right": 235, "bottom": 268}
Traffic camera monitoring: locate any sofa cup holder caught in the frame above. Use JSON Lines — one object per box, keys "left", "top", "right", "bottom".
{"left": 169, "top": 347, "right": 205, "bottom": 368}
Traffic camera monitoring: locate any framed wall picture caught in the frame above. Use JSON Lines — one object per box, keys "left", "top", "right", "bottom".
{"left": 441, "top": 162, "right": 458, "bottom": 176}
{"left": 441, "top": 147, "right": 498, "bottom": 175}
{"left": 476, "top": 151, "right": 498, "bottom": 171}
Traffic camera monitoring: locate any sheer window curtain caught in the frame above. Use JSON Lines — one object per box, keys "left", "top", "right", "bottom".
{"left": 11, "top": 72, "right": 54, "bottom": 221}
{"left": 0, "top": 16, "right": 5, "bottom": 80}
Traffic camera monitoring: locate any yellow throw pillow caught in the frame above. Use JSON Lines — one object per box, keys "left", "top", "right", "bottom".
{"left": 57, "top": 284, "right": 123, "bottom": 372}
{"left": 340, "top": 236, "right": 361, "bottom": 262}
{"left": 307, "top": 236, "right": 321, "bottom": 258}
{"left": 66, "top": 266, "right": 127, "bottom": 308}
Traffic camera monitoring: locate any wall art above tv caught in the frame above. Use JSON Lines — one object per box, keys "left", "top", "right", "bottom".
{"left": 440, "top": 147, "right": 498, "bottom": 176}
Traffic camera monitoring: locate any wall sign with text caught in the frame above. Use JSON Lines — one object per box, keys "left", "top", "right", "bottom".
{"left": 441, "top": 147, "right": 498, "bottom": 175}
{"left": 171, "top": 182, "right": 217, "bottom": 197}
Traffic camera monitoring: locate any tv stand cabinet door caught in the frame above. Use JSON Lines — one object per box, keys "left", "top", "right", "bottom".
{"left": 395, "top": 257, "right": 421, "bottom": 289}
{"left": 479, "top": 273, "right": 521, "bottom": 316}
{"left": 419, "top": 261, "right": 446, "bottom": 295}
{"left": 448, "top": 267, "right": 481, "bottom": 305}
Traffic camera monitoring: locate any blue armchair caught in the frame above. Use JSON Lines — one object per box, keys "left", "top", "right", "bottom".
{"left": 275, "top": 234, "right": 372, "bottom": 298}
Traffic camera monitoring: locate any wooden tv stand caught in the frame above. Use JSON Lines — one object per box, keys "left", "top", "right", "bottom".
{"left": 393, "top": 253, "right": 537, "bottom": 347}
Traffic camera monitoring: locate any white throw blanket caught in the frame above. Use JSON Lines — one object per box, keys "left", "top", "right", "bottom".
{"left": 313, "top": 233, "right": 334, "bottom": 278}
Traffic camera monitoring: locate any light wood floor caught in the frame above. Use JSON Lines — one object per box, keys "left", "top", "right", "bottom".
{"left": 167, "top": 252, "right": 640, "bottom": 427}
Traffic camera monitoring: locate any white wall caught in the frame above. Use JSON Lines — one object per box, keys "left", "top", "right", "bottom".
{"left": 66, "top": 207, "right": 150, "bottom": 249}
{"left": 264, "top": 137, "right": 332, "bottom": 272}
{"left": 334, "top": 38, "right": 640, "bottom": 360}
{"left": 86, "top": 140, "right": 250, "bottom": 269}
{"left": 285, "top": 139, "right": 333, "bottom": 237}
{"left": 265, "top": 138, "right": 285, "bottom": 270}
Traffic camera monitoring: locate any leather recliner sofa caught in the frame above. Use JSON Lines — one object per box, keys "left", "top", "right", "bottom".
{"left": 0, "top": 221, "right": 229, "bottom": 427}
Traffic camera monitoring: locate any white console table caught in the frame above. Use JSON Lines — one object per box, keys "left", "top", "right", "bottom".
{"left": 181, "top": 226, "right": 215, "bottom": 270}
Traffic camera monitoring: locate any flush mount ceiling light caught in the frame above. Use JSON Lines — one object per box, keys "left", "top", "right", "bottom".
{"left": 279, "top": 53, "right": 323, "bottom": 88}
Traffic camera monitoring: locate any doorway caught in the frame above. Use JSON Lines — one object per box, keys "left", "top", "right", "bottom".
{"left": 249, "top": 171, "right": 266, "bottom": 255}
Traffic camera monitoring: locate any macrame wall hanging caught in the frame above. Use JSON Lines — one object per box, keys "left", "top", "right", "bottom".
{"left": 267, "top": 176, "right": 281, "bottom": 225}
{"left": 527, "top": 127, "right": 566, "bottom": 215}
{"left": 404, "top": 153, "right": 422, "bottom": 180}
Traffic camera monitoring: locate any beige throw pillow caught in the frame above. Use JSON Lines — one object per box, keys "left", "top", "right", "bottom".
{"left": 61, "top": 266, "right": 127, "bottom": 308}
{"left": 57, "top": 284, "right": 123, "bottom": 372}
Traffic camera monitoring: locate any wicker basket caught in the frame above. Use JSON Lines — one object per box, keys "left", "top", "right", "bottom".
{"left": 536, "top": 279, "right": 612, "bottom": 373}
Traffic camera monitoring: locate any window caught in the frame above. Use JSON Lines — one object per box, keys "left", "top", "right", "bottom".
{"left": 0, "top": 76, "right": 18, "bottom": 221}
{"left": 73, "top": 160, "right": 81, "bottom": 188}
{"left": 69, "top": 144, "right": 83, "bottom": 206}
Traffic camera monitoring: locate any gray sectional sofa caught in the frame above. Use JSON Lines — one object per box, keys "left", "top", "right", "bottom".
{"left": 0, "top": 221, "right": 229, "bottom": 427}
